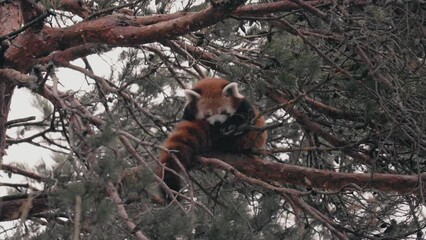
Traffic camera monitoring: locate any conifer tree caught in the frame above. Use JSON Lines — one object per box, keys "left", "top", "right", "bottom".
{"left": 0, "top": 0, "right": 425, "bottom": 239}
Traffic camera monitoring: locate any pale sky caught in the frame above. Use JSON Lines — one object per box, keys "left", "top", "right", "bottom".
{"left": 1, "top": 50, "right": 122, "bottom": 195}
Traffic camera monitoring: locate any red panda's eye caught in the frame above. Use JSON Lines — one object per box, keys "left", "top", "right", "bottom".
{"left": 220, "top": 110, "right": 227, "bottom": 115}
{"left": 205, "top": 113, "right": 212, "bottom": 118}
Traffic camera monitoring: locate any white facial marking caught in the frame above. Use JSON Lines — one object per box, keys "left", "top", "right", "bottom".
{"left": 207, "top": 114, "right": 229, "bottom": 125}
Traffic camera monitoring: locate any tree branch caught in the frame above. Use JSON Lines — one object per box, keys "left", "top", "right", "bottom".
{"left": 1, "top": 151, "right": 424, "bottom": 222}
{"left": 303, "top": 96, "right": 362, "bottom": 120}
{"left": 1, "top": 163, "right": 48, "bottom": 182}
{"left": 0, "top": 68, "right": 37, "bottom": 87}
{"left": 5, "top": 0, "right": 247, "bottom": 72}
{"left": 201, "top": 153, "right": 426, "bottom": 194}
{"left": 105, "top": 182, "right": 149, "bottom": 240}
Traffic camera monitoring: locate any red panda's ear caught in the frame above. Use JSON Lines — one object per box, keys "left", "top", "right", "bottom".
{"left": 222, "top": 82, "right": 244, "bottom": 98}
{"left": 184, "top": 89, "right": 201, "bottom": 104}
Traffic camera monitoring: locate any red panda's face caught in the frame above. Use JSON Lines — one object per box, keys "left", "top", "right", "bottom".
{"left": 184, "top": 78, "right": 244, "bottom": 126}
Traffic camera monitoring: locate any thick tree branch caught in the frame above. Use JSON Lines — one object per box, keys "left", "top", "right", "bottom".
{"left": 0, "top": 0, "right": 22, "bottom": 159}
{"left": 5, "top": 0, "right": 247, "bottom": 72}
{"left": 36, "top": 43, "right": 111, "bottom": 67}
{"left": 0, "top": 68, "right": 37, "bottom": 86}
{"left": 201, "top": 153, "right": 426, "bottom": 194}
{"left": 5, "top": 0, "right": 326, "bottom": 72}
{"left": 1, "top": 151, "right": 424, "bottom": 222}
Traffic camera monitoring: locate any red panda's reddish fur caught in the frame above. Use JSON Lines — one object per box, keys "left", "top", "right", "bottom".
{"left": 157, "top": 120, "right": 212, "bottom": 192}
{"left": 157, "top": 78, "right": 267, "bottom": 198}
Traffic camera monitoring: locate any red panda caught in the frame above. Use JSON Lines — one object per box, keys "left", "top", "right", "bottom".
{"left": 157, "top": 78, "right": 267, "bottom": 198}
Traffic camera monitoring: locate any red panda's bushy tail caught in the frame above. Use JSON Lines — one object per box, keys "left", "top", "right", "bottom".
{"left": 157, "top": 120, "right": 212, "bottom": 198}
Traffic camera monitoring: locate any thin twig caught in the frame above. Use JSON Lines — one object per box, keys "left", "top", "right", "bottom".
{"left": 105, "top": 182, "right": 149, "bottom": 240}
{"left": 5, "top": 116, "right": 36, "bottom": 127}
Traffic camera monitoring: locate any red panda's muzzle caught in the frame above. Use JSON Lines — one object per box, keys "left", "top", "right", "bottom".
{"left": 206, "top": 113, "right": 229, "bottom": 125}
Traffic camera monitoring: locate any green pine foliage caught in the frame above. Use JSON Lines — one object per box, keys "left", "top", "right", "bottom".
{"left": 3, "top": 1, "right": 425, "bottom": 239}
